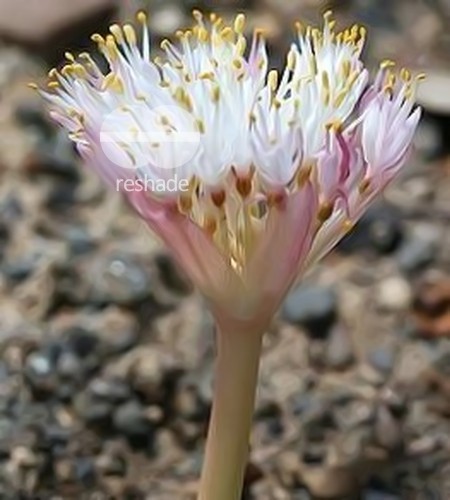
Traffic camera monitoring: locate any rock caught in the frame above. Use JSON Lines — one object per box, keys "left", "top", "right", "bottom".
{"left": 15, "top": 103, "right": 55, "bottom": 140}
{"left": 88, "top": 377, "right": 132, "bottom": 405}
{"left": 56, "top": 351, "right": 83, "bottom": 380}
{"left": 64, "top": 327, "right": 99, "bottom": 358}
{"left": 374, "top": 405, "right": 403, "bottom": 451}
{"left": 417, "top": 70, "right": 450, "bottom": 115}
{"left": 376, "top": 277, "right": 412, "bottom": 312}
{"left": 282, "top": 285, "right": 337, "bottom": 339}
{"left": 24, "top": 351, "right": 57, "bottom": 395}
{"left": 339, "top": 205, "right": 403, "bottom": 254}
{"left": 363, "top": 489, "right": 400, "bottom": 500}
{"left": 0, "top": 0, "right": 116, "bottom": 53}
{"left": 112, "top": 400, "right": 154, "bottom": 443}
{"left": 334, "top": 400, "right": 375, "bottom": 431}
{"left": 74, "top": 392, "right": 113, "bottom": 426}
{"left": 397, "top": 237, "right": 436, "bottom": 274}
{"left": 96, "top": 452, "right": 127, "bottom": 477}
{"left": 368, "top": 344, "right": 397, "bottom": 376}
{"left": 299, "top": 464, "right": 359, "bottom": 499}
{"left": 154, "top": 253, "right": 191, "bottom": 294}
{"left": 325, "top": 323, "right": 355, "bottom": 370}
{"left": 59, "top": 252, "right": 154, "bottom": 307}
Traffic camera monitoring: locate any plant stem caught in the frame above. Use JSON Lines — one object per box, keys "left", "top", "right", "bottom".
{"left": 198, "top": 320, "right": 264, "bottom": 500}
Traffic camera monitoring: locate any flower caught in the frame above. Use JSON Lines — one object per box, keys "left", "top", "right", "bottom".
{"left": 38, "top": 10, "right": 422, "bottom": 326}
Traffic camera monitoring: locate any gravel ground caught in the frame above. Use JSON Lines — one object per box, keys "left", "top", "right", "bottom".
{"left": 0, "top": 0, "right": 449, "bottom": 498}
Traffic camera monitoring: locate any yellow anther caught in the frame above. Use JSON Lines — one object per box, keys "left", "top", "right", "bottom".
{"left": 416, "top": 73, "right": 426, "bottom": 81}
{"left": 109, "top": 24, "right": 124, "bottom": 44}
{"left": 359, "top": 178, "right": 371, "bottom": 195}
{"left": 91, "top": 33, "right": 105, "bottom": 46}
{"left": 196, "top": 119, "right": 205, "bottom": 134}
{"left": 199, "top": 71, "right": 215, "bottom": 80}
{"left": 234, "top": 13, "right": 246, "bottom": 35}
{"left": 236, "top": 37, "right": 247, "bottom": 57}
{"left": 198, "top": 27, "right": 209, "bottom": 43}
{"left": 343, "top": 219, "right": 354, "bottom": 233}
{"left": 103, "top": 73, "right": 124, "bottom": 93}
{"left": 318, "top": 202, "right": 334, "bottom": 223}
{"left": 334, "top": 89, "right": 348, "bottom": 108}
{"left": 220, "top": 27, "right": 234, "bottom": 42}
{"left": 211, "top": 86, "right": 220, "bottom": 103}
{"left": 232, "top": 59, "right": 243, "bottom": 70}
{"left": 137, "top": 11, "right": 147, "bottom": 25}
{"left": 326, "top": 120, "right": 343, "bottom": 133}
{"left": 123, "top": 24, "right": 137, "bottom": 45}
{"left": 322, "top": 70, "right": 330, "bottom": 90}
{"left": 287, "top": 49, "right": 296, "bottom": 71}
{"left": 297, "top": 164, "right": 313, "bottom": 187}
{"left": 295, "top": 21, "right": 304, "bottom": 36}
{"left": 359, "top": 26, "right": 367, "bottom": 39}
{"left": 309, "top": 55, "right": 318, "bottom": 75}
{"left": 65, "top": 52, "right": 75, "bottom": 62}
{"left": 324, "top": 10, "right": 333, "bottom": 20}
{"left": 192, "top": 9, "right": 203, "bottom": 23}
{"left": 105, "top": 35, "right": 119, "bottom": 61}
{"left": 268, "top": 70, "right": 278, "bottom": 91}
{"left": 381, "top": 59, "right": 395, "bottom": 69}
{"left": 72, "top": 64, "right": 88, "bottom": 78}
{"left": 400, "top": 68, "right": 412, "bottom": 82}
{"left": 48, "top": 68, "right": 58, "bottom": 78}
{"left": 342, "top": 60, "right": 351, "bottom": 79}
{"left": 47, "top": 81, "right": 60, "bottom": 89}
{"left": 27, "top": 83, "right": 39, "bottom": 90}
{"left": 61, "top": 64, "right": 74, "bottom": 76}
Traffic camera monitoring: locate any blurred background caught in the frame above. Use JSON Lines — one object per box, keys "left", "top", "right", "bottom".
{"left": 0, "top": 0, "right": 449, "bottom": 498}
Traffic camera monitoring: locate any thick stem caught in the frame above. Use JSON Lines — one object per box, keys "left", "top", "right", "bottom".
{"left": 198, "top": 320, "right": 264, "bottom": 500}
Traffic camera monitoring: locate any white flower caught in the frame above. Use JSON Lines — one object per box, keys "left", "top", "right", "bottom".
{"left": 38, "top": 10, "right": 422, "bottom": 325}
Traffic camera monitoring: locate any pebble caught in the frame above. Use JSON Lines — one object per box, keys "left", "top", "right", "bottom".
{"left": 112, "top": 400, "right": 154, "bottom": 442}
{"left": 88, "top": 377, "right": 132, "bottom": 405}
{"left": 374, "top": 405, "right": 403, "bottom": 451}
{"left": 339, "top": 206, "right": 403, "bottom": 255}
{"left": 397, "top": 236, "right": 436, "bottom": 273}
{"left": 324, "top": 323, "right": 355, "bottom": 370}
{"left": 24, "top": 351, "right": 57, "bottom": 395}
{"left": 61, "top": 253, "right": 153, "bottom": 307}
{"left": 368, "top": 344, "right": 397, "bottom": 375}
{"left": 299, "top": 464, "right": 358, "bottom": 499}
{"left": 282, "top": 285, "right": 337, "bottom": 339}
{"left": 376, "top": 276, "right": 413, "bottom": 311}
{"left": 74, "top": 392, "right": 113, "bottom": 426}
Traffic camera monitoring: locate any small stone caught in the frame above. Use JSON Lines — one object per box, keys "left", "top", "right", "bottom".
{"left": 325, "top": 323, "right": 355, "bottom": 370}
{"left": 299, "top": 464, "right": 358, "bottom": 499}
{"left": 339, "top": 205, "right": 403, "bottom": 254}
{"left": 56, "top": 351, "right": 82, "bottom": 380}
{"left": 96, "top": 453, "right": 127, "bottom": 477}
{"left": 88, "top": 377, "right": 132, "bottom": 405}
{"left": 334, "top": 400, "right": 375, "bottom": 431}
{"left": 74, "top": 392, "right": 113, "bottom": 426}
{"left": 397, "top": 236, "right": 436, "bottom": 273}
{"left": 374, "top": 405, "right": 403, "bottom": 451}
{"left": 64, "top": 327, "right": 99, "bottom": 358}
{"left": 417, "top": 70, "right": 450, "bottom": 115}
{"left": 368, "top": 345, "right": 397, "bottom": 375}
{"left": 376, "top": 276, "right": 412, "bottom": 311}
{"left": 113, "top": 400, "right": 153, "bottom": 441}
{"left": 363, "top": 490, "right": 400, "bottom": 500}
{"left": 24, "top": 351, "right": 57, "bottom": 395}
{"left": 282, "top": 285, "right": 337, "bottom": 339}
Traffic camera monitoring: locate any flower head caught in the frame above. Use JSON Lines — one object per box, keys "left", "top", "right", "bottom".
{"left": 39, "top": 11, "right": 422, "bottom": 325}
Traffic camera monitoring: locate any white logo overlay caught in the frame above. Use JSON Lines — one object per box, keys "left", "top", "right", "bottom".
{"left": 100, "top": 104, "right": 201, "bottom": 193}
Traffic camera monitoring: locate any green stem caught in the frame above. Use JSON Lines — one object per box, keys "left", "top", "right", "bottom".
{"left": 198, "top": 320, "right": 264, "bottom": 500}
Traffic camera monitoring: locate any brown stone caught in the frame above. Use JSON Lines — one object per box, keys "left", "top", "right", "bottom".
{"left": 0, "top": 0, "right": 116, "bottom": 57}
